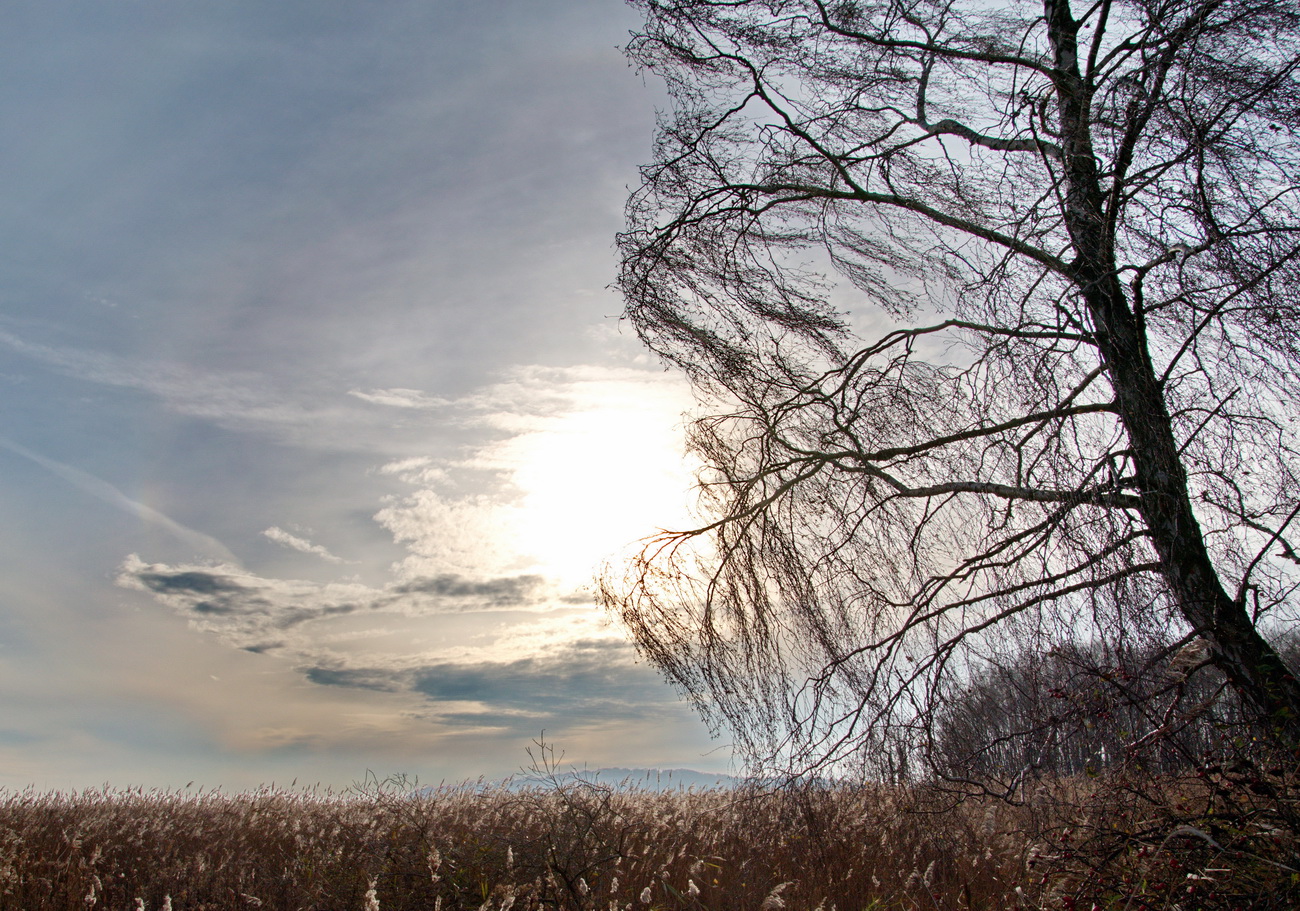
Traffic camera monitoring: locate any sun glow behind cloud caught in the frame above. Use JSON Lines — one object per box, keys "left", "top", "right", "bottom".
{"left": 372, "top": 365, "right": 700, "bottom": 592}
{"left": 116, "top": 364, "right": 710, "bottom": 769}
{"left": 0, "top": 0, "right": 730, "bottom": 788}
{"left": 482, "top": 378, "right": 699, "bottom": 588}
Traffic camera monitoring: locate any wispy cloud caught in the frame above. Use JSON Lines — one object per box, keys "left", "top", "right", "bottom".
{"left": 0, "top": 436, "right": 237, "bottom": 562}
{"left": 263, "top": 527, "right": 346, "bottom": 564}
{"left": 348, "top": 388, "right": 451, "bottom": 409}
{"left": 0, "top": 326, "right": 394, "bottom": 450}
{"left": 0, "top": 328, "right": 288, "bottom": 422}
{"left": 0, "top": 0, "right": 723, "bottom": 786}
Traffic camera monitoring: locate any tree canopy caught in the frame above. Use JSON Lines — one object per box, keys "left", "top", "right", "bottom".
{"left": 603, "top": 0, "right": 1300, "bottom": 779}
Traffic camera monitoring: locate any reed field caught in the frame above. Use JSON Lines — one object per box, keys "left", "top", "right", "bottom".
{"left": 0, "top": 760, "right": 1296, "bottom": 911}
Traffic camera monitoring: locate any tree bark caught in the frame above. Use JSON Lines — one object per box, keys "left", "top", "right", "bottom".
{"left": 1045, "top": 0, "right": 1300, "bottom": 748}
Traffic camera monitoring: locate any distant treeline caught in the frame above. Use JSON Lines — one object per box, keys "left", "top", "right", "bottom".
{"left": 927, "top": 637, "right": 1300, "bottom": 789}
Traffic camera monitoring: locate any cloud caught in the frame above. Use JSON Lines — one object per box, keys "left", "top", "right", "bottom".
{"left": 118, "top": 362, "right": 696, "bottom": 646}
{"left": 0, "top": 328, "right": 294, "bottom": 425}
{"left": 0, "top": 435, "right": 237, "bottom": 562}
{"left": 263, "top": 526, "right": 346, "bottom": 564}
{"left": 413, "top": 649, "right": 662, "bottom": 721}
{"left": 135, "top": 570, "right": 246, "bottom": 597}
{"left": 374, "top": 487, "right": 522, "bottom": 580}
{"left": 118, "top": 555, "right": 567, "bottom": 654}
{"left": 127, "top": 559, "right": 364, "bottom": 639}
{"left": 120, "top": 543, "right": 669, "bottom": 736}
{"left": 304, "top": 666, "right": 404, "bottom": 692}
{"left": 302, "top": 638, "right": 683, "bottom": 733}
{"left": 393, "top": 573, "right": 544, "bottom": 604}
{"left": 348, "top": 388, "right": 451, "bottom": 409}
{"left": 377, "top": 457, "right": 447, "bottom": 486}
{"left": 0, "top": 327, "right": 423, "bottom": 451}
{"left": 119, "top": 363, "right": 699, "bottom": 750}
{"left": 372, "top": 364, "right": 698, "bottom": 585}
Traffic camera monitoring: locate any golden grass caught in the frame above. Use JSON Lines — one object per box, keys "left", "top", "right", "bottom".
{"left": 0, "top": 768, "right": 1295, "bottom": 910}
{"left": 0, "top": 777, "right": 1020, "bottom": 911}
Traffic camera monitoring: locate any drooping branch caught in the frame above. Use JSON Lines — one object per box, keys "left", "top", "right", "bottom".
{"left": 609, "top": 0, "right": 1300, "bottom": 774}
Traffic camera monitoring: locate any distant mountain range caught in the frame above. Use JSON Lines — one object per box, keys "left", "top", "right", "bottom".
{"left": 513, "top": 767, "right": 738, "bottom": 791}
{"left": 411, "top": 768, "right": 740, "bottom": 795}
{"left": 410, "top": 768, "right": 847, "bottom": 797}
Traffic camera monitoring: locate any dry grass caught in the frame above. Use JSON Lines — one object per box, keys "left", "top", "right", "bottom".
{"left": 0, "top": 776, "right": 1019, "bottom": 911}
{"left": 0, "top": 767, "right": 1295, "bottom": 910}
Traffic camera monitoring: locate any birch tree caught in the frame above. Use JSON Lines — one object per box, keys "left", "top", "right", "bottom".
{"left": 603, "top": 0, "right": 1300, "bottom": 775}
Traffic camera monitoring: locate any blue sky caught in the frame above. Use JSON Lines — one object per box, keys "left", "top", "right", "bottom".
{"left": 0, "top": 0, "right": 726, "bottom": 789}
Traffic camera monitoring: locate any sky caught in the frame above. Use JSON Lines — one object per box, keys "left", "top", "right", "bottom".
{"left": 0, "top": 0, "right": 729, "bottom": 790}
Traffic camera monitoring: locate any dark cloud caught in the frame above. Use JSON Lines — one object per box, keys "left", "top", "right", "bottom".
{"left": 393, "top": 573, "right": 544, "bottom": 605}
{"left": 241, "top": 642, "right": 284, "bottom": 654}
{"left": 118, "top": 557, "right": 373, "bottom": 650}
{"left": 120, "top": 558, "right": 566, "bottom": 648}
{"left": 192, "top": 600, "right": 239, "bottom": 615}
{"left": 137, "top": 571, "right": 244, "bottom": 596}
{"left": 305, "top": 667, "right": 403, "bottom": 692}
{"left": 117, "top": 561, "right": 690, "bottom": 745}
{"left": 293, "top": 637, "right": 681, "bottom": 735}
{"left": 131, "top": 564, "right": 364, "bottom": 628}
{"left": 412, "top": 655, "right": 673, "bottom": 722}
{"left": 115, "top": 556, "right": 593, "bottom": 714}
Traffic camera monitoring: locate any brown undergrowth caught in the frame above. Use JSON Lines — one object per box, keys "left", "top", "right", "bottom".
{"left": 1014, "top": 757, "right": 1300, "bottom": 910}
{"left": 0, "top": 764, "right": 1295, "bottom": 910}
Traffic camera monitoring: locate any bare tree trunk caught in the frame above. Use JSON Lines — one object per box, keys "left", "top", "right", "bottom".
{"left": 1046, "top": 0, "right": 1300, "bottom": 747}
